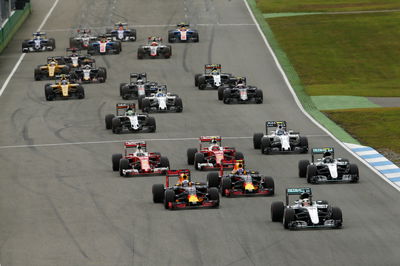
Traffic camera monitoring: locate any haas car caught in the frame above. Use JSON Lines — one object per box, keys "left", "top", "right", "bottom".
{"left": 106, "top": 22, "right": 136, "bottom": 41}
{"left": 206, "top": 160, "right": 274, "bottom": 197}
{"left": 187, "top": 136, "right": 244, "bottom": 170}
{"left": 120, "top": 73, "right": 158, "bottom": 100}
{"left": 63, "top": 48, "right": 92, "bottom": 69}
{"left": 140, "top": 85, "right": 183, "bottom": 113}
{"left": 71, "top": 58, "right": 107, "bottom": 83}
{"left": 69, "top": 29, "right": 97, "bottom": 49}
{"left": 168, "top": 23, "right": 199, "bottom": 43}
{"left": 253, "top": 121, "right": 308, "bottom": 154}
{"left": 44, "top": 74, "right": 85, "bottom": 101}
{"left": 218, "top": 77, "right": 263, "bottom": 104}
{"left": 194, "top": 64, "right": 232, "bottom": 90}
{"left": 137, "top": 37, "right": 171, "bottom": 59}
{"left": 34, "top": 57, "right": 70, "bottom": 80}
{"left": 105, "top": 103, "right": 156, "bottom": 134}
{"left": 152, "top": 169, "right": 220, "bottom": 210}
{"left": 112, "top": 141, "right": 170, "bottom": 177}
{"left": 271, "top": 187, "right": 343, "bottom": 230}
{"left": 298, "top": 147, "right": 359, "bottom": 184}
{"left": 87, "top": 35, "right": 121, "bottom": 55}
{"left": 22, "top": 32, "right": 55, "bottom": 52}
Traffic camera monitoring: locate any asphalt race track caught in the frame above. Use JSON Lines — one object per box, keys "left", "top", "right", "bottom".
{"left": 0, "top": 0, "right": 399, "bottom": 265}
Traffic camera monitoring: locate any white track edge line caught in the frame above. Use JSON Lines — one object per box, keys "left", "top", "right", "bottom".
{"left": 0, "top": 0, "right": 60, "bottom": 97}
{"left": 243, "top": 0, "right": 400, "bottom": 192}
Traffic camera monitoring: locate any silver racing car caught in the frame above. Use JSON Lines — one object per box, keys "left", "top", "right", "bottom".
{"left": 140, "top": 85, "right": 183, "bottom": 113}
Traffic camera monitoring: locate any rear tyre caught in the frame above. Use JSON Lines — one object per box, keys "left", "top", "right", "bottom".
{"left": 235, "top": 152, "right": 244, "bottom": 160}
{"left": 159, "top": 156, "right": 170, "bottom": 168}
{"left": 142, "top": 98, "right": 151, "bottom": 112}
{"left": 112, "top": 153, "right": 123, "bottom": 171}
{"left": 207, "top": 172, "right": 220, "bottom": 188}
{"left": 152, "top": 184, "right": 165, "bottom": 203}
{"left": 218, "top": 87, "right": 225, "bottom": 100}
{"left": 194, "top": 152, "right": 205, "bottom": 170}
{"left": 187, "top": 148, "right": 198, "bottom": 165}
{"left": 271, "top": 201, "right": 284, "bottom": 222}
{"left": 194, "top": 74, "right": 201, "bottom": 87}
{"left": 105, "top": 114, "right": 115, "bottom": 129}
{"left": 255, "top": 89, "right": 263, "bottom": 104}
{"left": 44, "top": 85, "right": 54, "bottom": 101}
{"left": 298, "top": 160, "right": 310, "bottom": 178}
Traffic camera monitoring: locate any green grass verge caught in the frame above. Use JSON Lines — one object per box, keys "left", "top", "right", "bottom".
{"left": 311, "top": 96, "right": 380, "bottom": 110}
{"left": 256, "top": 0, "right": 400, "bottom": 13}
{"left": 267, "top": 13, "right": 400, "bottom": 97}
{"left": 324, "top": 108, "right": 400, "bottom": 161}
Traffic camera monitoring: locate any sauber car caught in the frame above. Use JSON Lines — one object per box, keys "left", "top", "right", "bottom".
{"left": 106, "top": 22, "right": 136, "bottom": 41}
{"left": 22, "top": 32, "right": 55, "bottom": 52}
{"left": 187, "top": 136, "right": 244, "bottom": 170}
{"left": 105, "top": 103, "right": 156, "bottom": 134}
{"left": 111, "top": 141, "right": 170, "bottom": 177}
{"left": 44, "top": 74, "right": 85, "bottom": 101}
{"left": 137, "top": 37, "right": 171, "bottom": 59}
{"left": 219, "top": 77, "right": 263, "bottom": 104}
{"left": 168, "top": 23, "right": 199, "bottom": 43}
{"left": 194, "top": 64, "right": 232, "bottom": 90}
{"left": 87, "top": 35, "right": 121, "bottom": 55}
{"left": 206, "top": 160, "right": 274, "bottom": 197}
{"left": 253, "top": 121, "right": 308, "bottom": 154}
{"left": 140, "top": 85, "right": 183, "bottom": 113}
{"left": 298, "top": 147, "right": 359, "bottom": 184}
{"left": 271, "top": 187, "right": 343, "bottom": 230}
{"left": 119, "top": 73, "right": 158, "bottom": 100}
{"left": 152, "top": 169, "right": 220, "bottom": 210}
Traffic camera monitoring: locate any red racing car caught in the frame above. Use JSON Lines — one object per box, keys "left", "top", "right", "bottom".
{"left": 112, "top": 141, "right": 169, "bottom": 177}
{"left": 152, "top": 169, "right": 219, "bottom": 210}
{"left": 187, "top": 136, "right": 244, "bottom": 170}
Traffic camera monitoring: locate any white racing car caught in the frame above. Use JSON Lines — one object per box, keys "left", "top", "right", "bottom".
{"left": 253, "top": 121, "right": 308, "bottom": 154}
{"left": 105, "top": 103, "right": 156, "bottom": 134}
{"left": 137, "top": 37, "right": 172, "bottom": 59}
{"left": 298, "top": 147, "right": 359, "bottom": 183}
{"left": 194, "top": 64, "right": 232, "bottom": 90}
{"left": 140, "top": 85, "right": 183, "bottom": 113}
{"left": 271, "top": 187, "right": 343, "bottom": 230}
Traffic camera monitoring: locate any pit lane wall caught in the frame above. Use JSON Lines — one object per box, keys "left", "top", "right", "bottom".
{"left": 0, "top": 3, "right": 31, "bottom": 54}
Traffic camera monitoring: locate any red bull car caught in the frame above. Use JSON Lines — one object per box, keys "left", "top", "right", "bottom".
{"left": 206, "top": 160, "right": 274, "bottom": 197}
{"left": 112, "top": 141, "right": 169, "bottom": 177}
{"left": 152, "top": 169, "right": 219, "bottom": 210}
{"left": 187, "top": 136, "right": 244, "bottom": 170}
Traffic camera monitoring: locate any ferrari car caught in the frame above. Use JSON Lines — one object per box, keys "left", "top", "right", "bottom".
{"left": 22, "top": 32, "right": 55, "bottom": 52}
{"left": 69, "top": 29, "right": 98, "bottom": 50}
{"left": 253, "top": 121, "right": 308, "bottom": 154}
{"left": 34, "top": 58, "right": 70, "bottom": 80}
{"left": 70, "top": 59, "right": 107, "bottom": 83}
{"left": 119, "top": 73, "right": 158, "bottom": 100}
{"left": 168, "top": 23, "right": 199, "bottom": 43}
{"left": 271, "top": 187, "right": 343, "bottom": 229}
{"left": 105, "top": 103, "right": 156, "bottom": 134}
{"left": 206, "top": 160, "right": 274, "bottom": 197}
{"left": 63, "top": 48, "right": 93, "bottom": 69}
{"left": 106, "top": 22, "right": 136, "bottom": 41}
{"left": 187, "top": 136, "right": 244, "bottom": 170}
{"left": 137, "top": 37, "right": 171, "bottom": 59}
{"left": 194, "top": 64, "right": 232, "bottom": 90}
{"left": 140, "top": 85, "right": 183, "bottom": 113}
{"left": 44, "top": 74, "right": 85, "bottom": 101}
{"left": 219, "top": 77, "right": 263, "bottom": 104}
{"left": 111, "top": 141, "right": 170, "bottom": 177}
{"left": 152, "top": 169, "right": 219, "bottom": 210}
{"left": 87, "top": 35, "right": 121, "bottom": 55}
{"left": 298, "top": 147, "right": 359, "bottom": 184}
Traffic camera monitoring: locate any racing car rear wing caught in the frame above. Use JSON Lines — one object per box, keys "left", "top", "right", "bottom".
{"left": 205, "top": 64, "right": 221, "bottom": 69}
{"left": 130, "top": 73, "right": 147, "bottom": 79}
{"left": 77, "top": 28, "right": 91, "bottom": 33}
{"left": 265, "top": 121, "right": 287, "bottom": 133}
{"left": 311, "top": 147, "right": 334, "bottom": 162}
{"left": 285, "top": 187, "right": 312, "bottom": 205}
{"left": 166, "top": 169, "right": 191, "bottom": 187}
{"left": 199, "top": 136, "right": 222, "bottom": 142}
{"left": 124, "top": 141, "right": 146, "bottom": 148}
{"left": 33, "top": 32, "right": 46, "bottom": 36}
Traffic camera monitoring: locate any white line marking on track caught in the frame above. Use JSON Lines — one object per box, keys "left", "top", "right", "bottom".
{"left": 243, "top": 0, "right": 400, "bottom": 192}
{"left": 0, "top": 0, "right": 60, "bottom": 97}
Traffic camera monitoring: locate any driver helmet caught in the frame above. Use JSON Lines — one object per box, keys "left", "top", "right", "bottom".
{"left": 323, "top": 156, "right": 334, "bottom": 163}
{"left": 49, "top": 61, "right": 56, "bottom": 66}
{"left": 126, "top": 110, "right": 134, "bottom": 116}
{"left": 84, "top": 64, "right": 91, "bottom": 69}
{"left": 302, "top": 198, "right": 311, "bottom": 206}
{"left": 61, "top": 79, "right": 68, "bottom": 85}
{"left": 211, "top": 145, "right": 220, "bottom": 151}
{"left": 182, "top": 180, "right": 189, "bottom": 187}
{"left": 151, "top": 42, "right": 158, "bottom": 46}
{"left": 276, "top": 129, "right": 285, "bottom": 135}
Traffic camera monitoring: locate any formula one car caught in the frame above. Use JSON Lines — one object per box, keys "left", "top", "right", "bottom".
{"left": 168, "top": 23, "right": 199, "bottom": 43}
{"left": 298, "top": 147, "right": 359, "bottom": 184}
{"left": 140, "top": 85, "right": 183, "bottom": 113}
{"left": 22, "top": 32, "right": 55, "bottom": 52}
{"left": 44, "top": 74, "right": 85, "bottom": 101}
{"left": 187, "top": 136, "right": 244, "bottom": 170}
{"left": 271, "top": 187, "right": 343, "bottom": 229}
{"left": 152, "top": 169, "right": 220, "bottom": 210}
{"left": 137, "top": 37, "right": 171, "bottom": 59}
{"left": 219, "top": 77, "right": 263, "bottom": 104}
{"left": 105, "top": 103, "right": 156, "bottom": 134}
{"left": 69, "top": 29, "right": 98, "bottom": 50}
{"left": 87, "top": 35, "right": 121, "bottom": 55}
{"left": 194, "top": 64, "right": 232, "bottom": 90}
{"left": 111, "top": 141, "right": 170, "bottom": 177}
{"left": 206, "top": 160, "right": 274, "bottom": 197}
{"left": 119, "top": 73, "right": 158, "bottom": 100}
{"left": 70, "top": 59, "right": 107, "bottom": 83}
{"left": 34, "top": 58, "right": 70, "bottom": 80}
{"left": 253, "top": 121, "right": 308, "bottom": 154}
{"left": 106, "top": 22, "right": 136, "bottom": 41}
{"left": 63, "top": 48, "right": 93, "bottom": 69}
